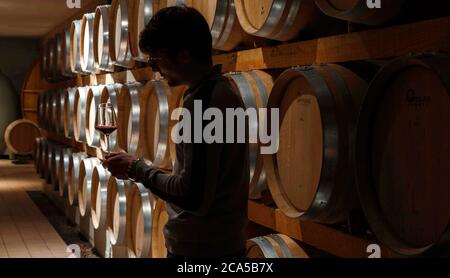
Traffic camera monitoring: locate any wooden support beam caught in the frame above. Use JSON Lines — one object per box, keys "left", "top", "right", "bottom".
{"left": 214, "top": 16, "right": 450, "bottom": 72}
{"left": 248, "top": 200, "right": 402, "bottom": 258}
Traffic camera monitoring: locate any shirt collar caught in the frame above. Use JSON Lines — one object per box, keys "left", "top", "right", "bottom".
{"left": 185, "top": 64, "right": 223, "bottom": 96}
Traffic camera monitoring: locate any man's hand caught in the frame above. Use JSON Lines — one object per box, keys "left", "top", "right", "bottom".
{"left": 103, "top": 152, "right": 134, "bottom": 180}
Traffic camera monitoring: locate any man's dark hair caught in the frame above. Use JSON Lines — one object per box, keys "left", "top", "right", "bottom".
{"left": 139, "top": 6, "right": 213, "bottom": 65}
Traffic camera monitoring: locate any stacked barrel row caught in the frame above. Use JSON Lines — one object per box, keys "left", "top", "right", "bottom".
{"left": 34, "top": 137, "right": 170, "bottom": 258}
{"left": 37, "top": 52, "right": 450, "bottom": 257}
{"left": 41, "top": 0, "right": 405, "bottom": 82}
{"left": 33, "top": 138, "right": 306, "bottom": 258}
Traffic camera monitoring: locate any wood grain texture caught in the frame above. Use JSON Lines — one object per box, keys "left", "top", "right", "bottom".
{"left": 248, "top": 200, "right": 402, "bottom": 258}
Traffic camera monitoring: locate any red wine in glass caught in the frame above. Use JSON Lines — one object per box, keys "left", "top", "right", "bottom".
{"left": 95, "top": 125, "right": 117, "bottom": 136}
{"left": 96, "top": 103, "right": 117, "bottom": 156}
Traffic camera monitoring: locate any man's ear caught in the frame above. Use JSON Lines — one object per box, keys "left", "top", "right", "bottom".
{"left": 177, "top": 49, "right": 191, "bottom": 64}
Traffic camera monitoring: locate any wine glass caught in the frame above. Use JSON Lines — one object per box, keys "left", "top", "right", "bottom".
{"left": 96, "top": 103, "right": 118, "bottom": 156}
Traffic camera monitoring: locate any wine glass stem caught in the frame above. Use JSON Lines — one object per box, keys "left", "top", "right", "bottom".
{"left": 107, "top": 135, "right": 110, "bottom": 156}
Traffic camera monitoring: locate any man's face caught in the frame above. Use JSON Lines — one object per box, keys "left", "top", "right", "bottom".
{"left": 148, "top": 50, "right": 187, "bottom": 87}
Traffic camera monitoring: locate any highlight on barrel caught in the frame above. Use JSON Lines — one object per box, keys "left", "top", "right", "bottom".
{"left": 140, "top": 79, "right": 183, "bottom": 170}
{"left": 34, "top": 137, "right": 43, "bottom": 174}
{"left": 100, "top": 84, "right": 121, "bottom": 153}
{"left": 128, "top": 0, "right": 158, "bottom": 61}
{"left": 234, "top": 0, "right": 320, "bottom": 41}
{"left": 94, "top": 5, "right": 114, "bottom": 72}
{"left": 78, "top": 157, "right": 102, "bottom": 217}
{"left": 64, "top": 87, "right": 76, "bottom": 139}
{"left": 85, "top": 85, "right": 103, "bottom": 148}
{"left": 264, "top": 64, "right": 367, "bottom": 224}
{"left": 41, "top": 140, "right": 51, "bottom": 180}
{"left": 126, "top": 182, "right": 167, "bottom": 258}
{"left": 50, "top": 143, "right": 62, "bottom": 190}
{"left": 246, "top": 234, "right": 309, "bottom": 258}
{"left": 70, "top": 19, "right": 85, "bottom": 74}
{"left": 227, "top": 70, "right": 274, "bottom": 199}
{"left": 46, "top": 38, "right": 57, "bottom": 82}
{"left": 74, "top": 86, "right": 89, "bottom": 143}
{"left": 117, "top": 82, "right": 144, "bottom": 155}
{"left": 355, "top": 54, "right": 450, "bottom": 256}
{"left": 54, "top": 89, "right": 65, "bottom": 135}
{"left": 107, "top": 176, "right": 129, "bottom": 246}
{"left": 54, "top": 31, "right": 64, "bottom": 81}
{"left": 91, "top": 165, "right": 111, "bottom": 230}
{"left": 37, "top": 92, "right": 46, "bottom": 129}
{"left": 58, "top": 28, "right": 76, "bottom": 78}
{"left": 68, "top": 152, "right": 88, "bottom": 206}
{"left": 4, "top": 119, "right": 40, "bottom": 156}
{"left": 314, "top": 0, "right": 405, "bottom": 26}
{"left": 40, "top": 43, "right": 49, "bottom": 82}
{"left": 58, "top": 147, "right": 73, "bottom": 197}
{"left": 80, "top": 12, "right": 98, "bottom": 74}
{"left": 110, "top": 0, "right": 134, "bottom": 68}
{"left": 43, "top": 141, "right": 53, "bottom": 184}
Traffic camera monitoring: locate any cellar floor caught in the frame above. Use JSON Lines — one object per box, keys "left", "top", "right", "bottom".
{"left": 0, "top": 160, "right": 67, "bottom": 258}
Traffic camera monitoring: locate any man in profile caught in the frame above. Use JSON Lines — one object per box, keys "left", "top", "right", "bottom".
{"left": 104, "top": 6, "right": 250, "bottom": 259}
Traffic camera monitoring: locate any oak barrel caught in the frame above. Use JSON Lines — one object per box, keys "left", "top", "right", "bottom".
{"left": 110, "top": 0, "right": 135, "bottom": 68}
{"left": 355, "top": 54, "right": 450, "bottom": 256}
{"left": 264, "top": 64, "right": 367, "bottom": 224}
{"left": 4, "top": 119, "right": 40, "bottom": 155}
{"left": 85, "top": 85, "right": 103, "bottom": 148}
{"left": 94, "top": 5, "right": 115, "bottom": 72}
{"left": 126, "top": 182, "right": 167, "bottom": 258}
{"left": 234, "top": 0, "right": 320, "bottom": 41}
{"left": 227, "top": 70, "right": 274, "bottom": 199}
{"left": 78, "top": 157, "right": 101, "bottom": 217}
{"left": 314, "top": 0, "right": 405, "bottom": 26}
{"left": 58, "top": 147, "right": 73, "bottom": 197}
{"left": 117, "top": 82, "right": 144, "bottom": 155}
{"left": 68, "top": 152, "right": 88, "bottom": 206}
{"left": 91, "top": 165, "right": 111, "bottom": 230}
{"left": 247, "top": 234, "right": 308, "bottom": 258}
{"left": 80, "top": 12, "right": 98, "bottom": 74}
{"left": 73, "top": 86, "right": 89, "bottom": 143}
{"left": 64, "top": 87, "right": 76, "bottom": 139}
{"left": 107, "top": 177, "right": 130, "bottom": 246}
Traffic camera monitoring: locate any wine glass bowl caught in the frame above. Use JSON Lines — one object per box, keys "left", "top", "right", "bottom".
{"left": 96, "top": 103, "right": 118, "bottom": 156}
